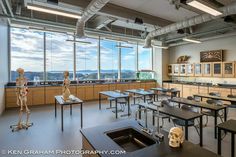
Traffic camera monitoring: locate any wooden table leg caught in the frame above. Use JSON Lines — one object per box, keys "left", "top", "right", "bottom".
{"left": 217, "top": 128, "right": 221, "bottom": 155}
{"left": 81, "top": 103, "right": 83, "bottom": 128}
{"left": 61, "top": 105, "right": 64, "bottom": 132}
{"left": 200, "top": 116, "right": 203, "bottom": 147}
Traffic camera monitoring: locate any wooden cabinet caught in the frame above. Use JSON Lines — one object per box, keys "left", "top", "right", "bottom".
{"left": 169, "top": 83, "right": 182, "bottom": 97}
{"left": 140, "top": 82, "right": 146, "bottom": 89}
{"left": 117, "top": 84, "right": 130, "bottom": 92}
{"left": 162, "top": 83, "right": 169, "bottom": 88}
{"left": 109, "top": 84, "right": 117, "bottom": 91}
{"left": 129, "top": 82, "right": 140, "bottom": 89}
{"left": 203, "top": 63, "right": 212, "bottom": 77}
{"left": 213, "top": 62, "right": 222, "bottom": 77}
{"left": 45, "top": 86, "right": 62, "bottom": 104}
{"left": 194, "top": 63, "right": 202, "bottom": 76}
{"left": 77, "top": 86, "right": 86, "bottom": 100}
{"left": 93, "top": 85, "right": 109, "bottom": 99}
{"left": 84, "top": 85, "right": 94, "bottom": 101}
{"left": 168, "top": 65, "right": 173, "bottom": 76}
{"left": 209, "top": 87, "right": 231, "bottom": 97}
{"left": 223, "top": 62, "right": 235, "bottom": 77}
{"left": 31, "top": 87, "right": 45, "bottom": 105}
{"left": 145, "top": 82, "right": 157, "bottom": 90}
{"left": 179, "top": 64, "right": 186, "bottom": 76}
{"left": 182, "top": 85, "right": 199, "bottom": 98}
{"left": 198, "top": 86, "right": 209, "bottom": 95}
{"left": 186, "top": 64, "right": 194, "bottom": 76}
{"left": 5, "top": 88, "right": 17, "bottom": 108}
{"left": 173, "top": 64, "right": 179, "bottom": 76}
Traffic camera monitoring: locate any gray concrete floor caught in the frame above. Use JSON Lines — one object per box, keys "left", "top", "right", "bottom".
{"left": 0, "top": 100, "right": 235, "bottom": 157}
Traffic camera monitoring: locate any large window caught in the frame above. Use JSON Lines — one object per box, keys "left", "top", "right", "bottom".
{"left": 11, "top": 28, "right": 44, "bottom": 81}
{"left": 10, "top": 27, "right": 154, "bottom": 81}
{"left": 76, "top": 38, "right": 98, "bottom": 80}
{"left": 121, "top": 42, "right": 136, "bottom": 79}
{"left": 100, "top": 40, "right": 119, "bottom": 80}
{"left": 138, "top": 45, "right": 153, "bottom": 70}
{"left": 46, "top": 32, "right": 74, "bottom": 80}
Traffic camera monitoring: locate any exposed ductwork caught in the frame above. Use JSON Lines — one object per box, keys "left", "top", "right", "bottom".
{"left": 144, "top": 2, "right": 236, "bottom": 48}
{"left": 76, "top": 0, "right": 110, "bottom": 38}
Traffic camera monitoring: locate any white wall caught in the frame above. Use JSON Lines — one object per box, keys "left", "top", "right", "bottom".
{"left": 169, "top": 35, "right": 236, "bottom": 64}
{"left": 168, "top": 35, "right": 236, "bottom": 84}
{"left": 0, "top": 19, "right": 9, "bottom": 115}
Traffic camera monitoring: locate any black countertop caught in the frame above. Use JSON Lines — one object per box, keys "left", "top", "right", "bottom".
{"left": 80, "top": 119, "right": 221, "bottom": 157}
{"left": 5, "top": 80, "right": 156, "bottom": 88}
{"left": 163, "top": 80, "right": 236, "bottom": 89}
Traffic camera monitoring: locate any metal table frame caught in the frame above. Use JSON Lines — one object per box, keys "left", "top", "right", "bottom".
{"left": 170, "top": 97, "right": 227, "bottom": 139}
{"left": 55, "top": 95, "right": 83, "bottom": 131}
{"left": 99, "top": 91, "right": 130, "bottom": 119}
{"left": 151, "top": 88, "right": 180, "bottom": 101}
{"left": 139, "top": 104, "right": 203, "bottom": 146}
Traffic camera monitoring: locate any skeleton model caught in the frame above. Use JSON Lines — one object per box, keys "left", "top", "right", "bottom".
{"left": 62, "top": 71, "right": 71, "bottom": 101}
{"left": 168, "top": 127, "right": 184, "bottom": 148}
{"left": 10, "top": 68, "right": 33, "bottom": 132}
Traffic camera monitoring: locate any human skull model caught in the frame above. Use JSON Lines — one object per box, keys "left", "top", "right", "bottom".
{"left": 168, "top": 127, "right": 184, "bottom": 148}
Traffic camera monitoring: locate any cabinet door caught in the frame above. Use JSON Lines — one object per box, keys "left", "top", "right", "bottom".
{"left": 45, "top": 86, "right": 62, "bottom": 104}
{"left": 93, "top": 85, "right": 109, "bottom": 99}
{"left": 129, "top": 83, "right": 140, "bottom": 90}
{"left": 179, "top": 64, "right": 186, "bottom": 76}
{"left": 186, "top": 64, "right": 194, "bottom": 76}
{"left": 116, "top": 84, "right": 129, "bottom": 92}
{"left": 194, "top": 63, "right": 202, "bottom": 76}
{"left": 140, "top": 83, "right": 146, "bottom": 90}
{"left": 203, "top": 63, "right": 212, "bottom": 77}
{"left": 5, "top": 88, "right": 17, "bottom": 108}
{"left": 182, "top": 85, "right": 198, "bottom": 98}
{"left": 223, "top": 62, "right": 234, "bottom": 78}
{"left": 31, "top": 87, "right": 45, "bottom": 105}
{"left": 169, "top": 83, "right": 182, "bottom": 97}
{"left": 168, "top": 65, "right": 173, "bottom": 76}
{"left": 162, "top": 83, "right": 169, "bottom": 88}
{"left": 213, "top": 62, "right": 222, "bottom": 77}
{"left": 85, "top": 85, "right": 94, "bottom": 100}
{"left": 77, "top": 86, "right": 86, "bottom": 100}
{"left": 173, "top": 64, "right": 179, "bottom": 76}
{"left": 109, "top": 84, "right": 117, "bottom": 91}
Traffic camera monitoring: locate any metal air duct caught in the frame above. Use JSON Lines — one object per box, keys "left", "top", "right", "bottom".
{"left": 144, "top": 2, "right": 236, "bottom": 48}
{"left": 76, "top": 0, "right": 110, "bottom": 38}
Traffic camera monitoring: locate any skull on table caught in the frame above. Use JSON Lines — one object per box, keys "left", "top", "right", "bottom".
{"left": 168, "top": 127, "right": 184, "bottom": 148}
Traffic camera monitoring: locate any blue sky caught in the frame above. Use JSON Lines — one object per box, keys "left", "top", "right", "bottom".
{"left": 11, "top": 27, "right": 152, "bottom": 72}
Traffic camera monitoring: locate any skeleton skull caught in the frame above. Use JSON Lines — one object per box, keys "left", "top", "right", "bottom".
{"left": 168, "top": 127, "right": 184, "bottom": 148}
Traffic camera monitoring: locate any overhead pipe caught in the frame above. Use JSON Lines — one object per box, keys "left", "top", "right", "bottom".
{"left": 76, "top": 0, "right": 110, "bottom": 38}
{"left": 144, "top": 2, "right": 236, "bottom": 48}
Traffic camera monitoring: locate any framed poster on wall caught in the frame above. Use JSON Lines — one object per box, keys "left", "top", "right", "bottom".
{"left": 200, "top": 50, "right": 223, "bottom": 62}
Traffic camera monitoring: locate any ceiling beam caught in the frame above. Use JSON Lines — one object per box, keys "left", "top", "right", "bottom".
{"left": 59, "top": 0, "right": 173, "bottom": 27}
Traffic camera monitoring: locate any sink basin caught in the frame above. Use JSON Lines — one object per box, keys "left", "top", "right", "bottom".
{"left": 106, "top": 127, "right": 156, "bottom": 152}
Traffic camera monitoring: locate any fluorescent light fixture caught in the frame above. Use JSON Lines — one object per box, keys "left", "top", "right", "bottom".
{"left": 152, "top": 44, "right": 169, "bottom": 49}
{"left": 27, "top": 4, "right": 81, "bottom": 19}
{"left": 116, "top": 45, "right": 133, "bottom": 49}
{"left": 183, "top": 37, "right": 202, "bottom": 43}
{"left": 66, "top": 39, "right": 91, "bottom": 44}
{"left": 187, "top": 0, "right": 222, "bottom": 16}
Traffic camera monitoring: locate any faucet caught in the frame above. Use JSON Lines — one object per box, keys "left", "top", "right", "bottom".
{"left": 135, "top": 106, "right": 152, "bottom": 135}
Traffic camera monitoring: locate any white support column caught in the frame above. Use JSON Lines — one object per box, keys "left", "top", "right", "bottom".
{"left": 97, "top": 36, "right": 101, "bottom": 80}
{"left": 118, "top": 42, "right": 121, "bottom": 80}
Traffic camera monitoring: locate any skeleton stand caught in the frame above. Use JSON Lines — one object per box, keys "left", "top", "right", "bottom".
{"left": 10, "top": 91, "right": 33, "bottom": 132}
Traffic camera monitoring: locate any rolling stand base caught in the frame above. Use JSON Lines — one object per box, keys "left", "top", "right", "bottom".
{"left": 10, "top": 122, "right": 33, "bottom": 132}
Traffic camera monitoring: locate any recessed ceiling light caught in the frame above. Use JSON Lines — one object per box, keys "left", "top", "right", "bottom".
{"left": 183, "top": 37, "right": 202, "bottom": 43}
{"left": 187, "top": 0, "right": 222, "bottom": 16}
{"left": 27, "top": 4, "right": 81, "bottom": 19}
